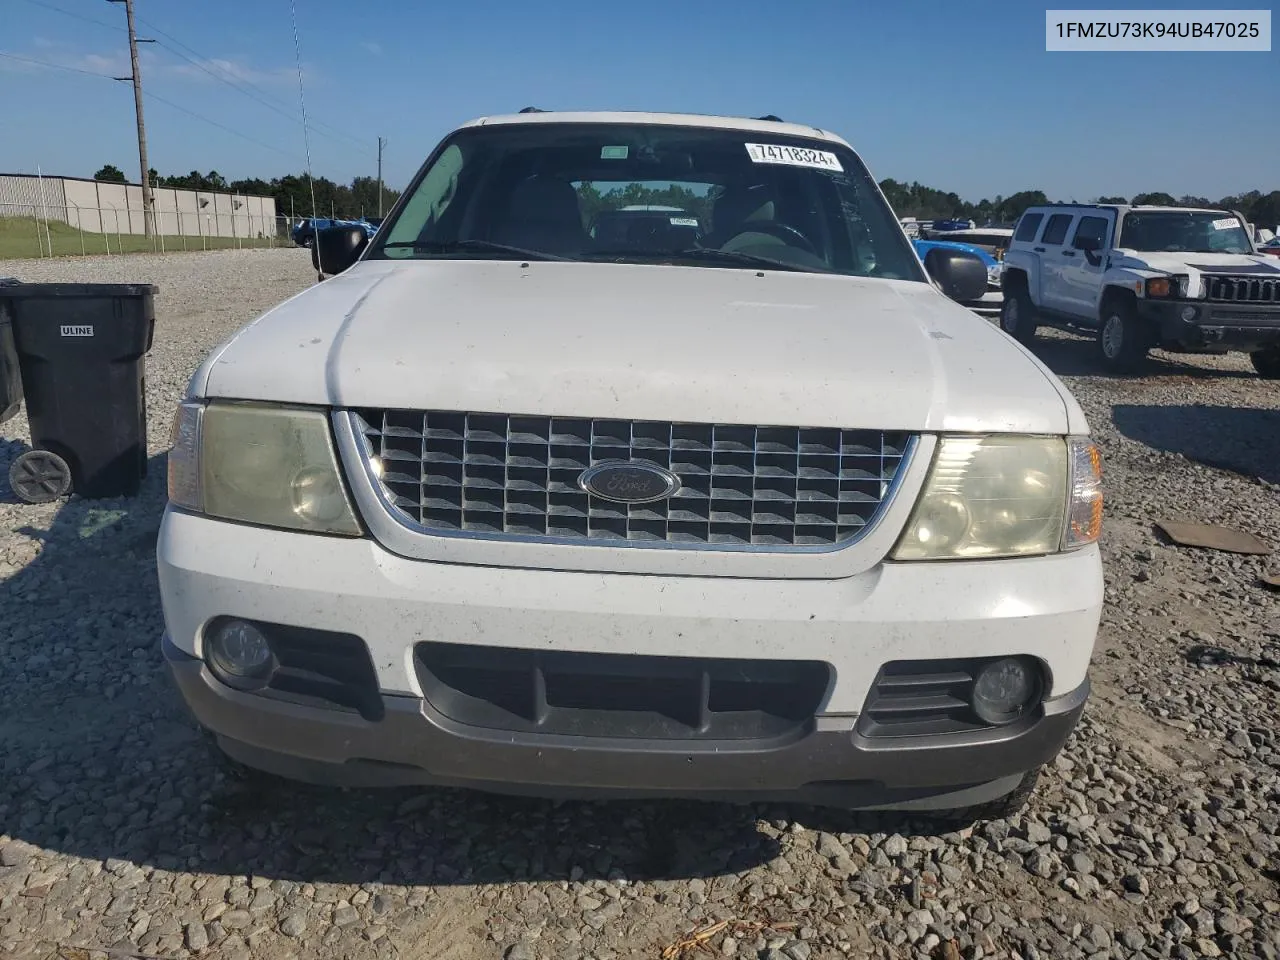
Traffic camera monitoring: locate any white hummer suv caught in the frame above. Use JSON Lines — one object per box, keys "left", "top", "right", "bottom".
{"left": 159, "top": 111, "right": 1104, "bottom": 818}
{"left": 1001, "top": 203, "right": 1280, "bottom": 376}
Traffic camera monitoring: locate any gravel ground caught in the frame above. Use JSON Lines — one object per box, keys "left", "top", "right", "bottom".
{"left": 1, "top": 248, "right": 1278, "bottom": 960}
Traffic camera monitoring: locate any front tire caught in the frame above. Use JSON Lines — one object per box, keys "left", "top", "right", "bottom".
{"left": 1000, "top": 288, "right": 1038, "bottom": 345}
{"left": 1251, "top": 347, "right": 1280, "bottom": 379}
{"left": 1097, "top": 301, "right": 1151, "bottom": 374}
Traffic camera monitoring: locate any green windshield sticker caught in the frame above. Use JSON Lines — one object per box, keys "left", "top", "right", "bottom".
{"left": 600, "top": 145, "right": 629, "bottom": 160}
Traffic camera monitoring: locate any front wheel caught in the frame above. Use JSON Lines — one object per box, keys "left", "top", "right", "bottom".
{"left": 1251, "top": 347, "right": 1280, "bottom": 379}
{"left": 1000, "top": 289, "right": 1038, "bottom": 345}
{"left": 1097, "top": 302, "right": 1151, "bottom": 374}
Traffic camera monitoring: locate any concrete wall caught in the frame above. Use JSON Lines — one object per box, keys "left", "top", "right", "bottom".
{"left": 0, "top": 174, "right": 278, "bottom": 238}
{"left": 63, "top": 178, "right": 102, "bottom": 232}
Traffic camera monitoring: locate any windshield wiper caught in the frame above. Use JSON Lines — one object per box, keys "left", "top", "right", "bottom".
{"left": 379, "top": 239, "right": 571, "bottom": 262}
{"left": 671, "top": 248, "right": 821, "bottom": 273}
{"left": 581, "top": 247, "right": 814, "bottom": 272}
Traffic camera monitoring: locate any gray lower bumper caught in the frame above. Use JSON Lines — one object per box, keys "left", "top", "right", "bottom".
{"left": 1138, "top": 298, "right": 1280, "bottom": 350}
{"left": 163, "top": 637, "right": 1088, "bottom": 810}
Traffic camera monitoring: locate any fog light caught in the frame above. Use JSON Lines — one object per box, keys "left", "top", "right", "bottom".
{"left": 1181, "top": 306, "right": 1198, "bottom": 322}
{"left": 206, "top": 619, "right": 275, "bottom": 690}
{"left": 971, "top": 657, "right": 1040, "bottom": 725}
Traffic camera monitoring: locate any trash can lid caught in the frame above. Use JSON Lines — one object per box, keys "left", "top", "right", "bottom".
{"left": 0, "top": 282, "right": 158, "bottom": 298}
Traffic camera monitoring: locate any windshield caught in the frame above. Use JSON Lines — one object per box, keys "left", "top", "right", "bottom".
{"left": 371, "top": 122, "right": 925, "bottom": 280}
{"left": 1118, "top": 211, "right": 1252, "bottom": 254}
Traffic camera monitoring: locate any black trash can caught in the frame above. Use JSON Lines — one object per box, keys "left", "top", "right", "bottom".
{"left": 0, "top": 279, "right": 21, "bottom": 427}
{"left": 0, "top": 283, "right": 157, "bottom": 502}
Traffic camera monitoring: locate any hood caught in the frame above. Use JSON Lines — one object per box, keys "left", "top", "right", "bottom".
{"left": 1116, "top": 249, "right": 1280, "bottom": 275}
{"left": 194, "top": 259, "right": 1080, "bottom": 434}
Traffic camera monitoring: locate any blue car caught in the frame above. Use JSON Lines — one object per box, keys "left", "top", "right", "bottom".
{"left": 913, "top": 237, "right": 1002, "bottom": 317}
{"left": 292, "top": 217, "right": 378, "bottom": 247}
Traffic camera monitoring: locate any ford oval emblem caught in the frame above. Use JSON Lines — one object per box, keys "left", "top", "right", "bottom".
{"left": 578, "top": 461, "right": 681, "bottom": 504}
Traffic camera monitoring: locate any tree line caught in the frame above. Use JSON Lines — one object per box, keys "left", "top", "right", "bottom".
{"left": 878, "top": 179, "right": 1280, "bottom": 230}
{"left": 92, "top": 164, "right": 400, "bottom": 221}
{"left": 91, "top": 161, "right": 1280, "bottom": 232}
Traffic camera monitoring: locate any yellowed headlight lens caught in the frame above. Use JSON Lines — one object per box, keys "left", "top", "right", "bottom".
{"left": 892, "top": 436, "right": 1069, "bottom": 561}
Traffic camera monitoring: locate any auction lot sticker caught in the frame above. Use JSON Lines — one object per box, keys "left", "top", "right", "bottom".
{"left": 745, "top": 143, "right": 843, "bottom": 172}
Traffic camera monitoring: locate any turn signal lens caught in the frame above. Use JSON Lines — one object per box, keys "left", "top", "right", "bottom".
{"left": 167, "top": 401, "right": 204, "bottom": 511}
{"left": 1146, "top": 277, "right": 1172, "bottom": 298}
{"left": 1063, "top": 438, "right": 1103, "bottom": 549}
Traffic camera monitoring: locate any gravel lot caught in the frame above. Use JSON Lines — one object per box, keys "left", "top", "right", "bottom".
{"left": 1, "top": 248, "right": 1278, "bottom": 960}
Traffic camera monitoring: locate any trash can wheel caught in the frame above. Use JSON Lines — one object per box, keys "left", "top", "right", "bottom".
{"left": 9, "top": 449, "right": 73, "bottom": 503}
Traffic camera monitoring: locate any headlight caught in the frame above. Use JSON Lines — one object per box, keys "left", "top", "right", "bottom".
{"left": 166, "top": 400, "right": 362, "bottom": 536}
{"left": 892, "top": 435, "right": 1101, "bottom": 561}
{"left": 1144, "top": 274, "right": 1188, "bottom": 299}
{"left": 986, "top": 264, "right": 1002, "bottom": 284}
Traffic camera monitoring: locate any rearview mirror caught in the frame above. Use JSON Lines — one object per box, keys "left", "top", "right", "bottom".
{"left": 312, "top": 225, "right": 368, "bottom": 277}
{"left": 923, "top": 248, "right": 988, "bottom": 304}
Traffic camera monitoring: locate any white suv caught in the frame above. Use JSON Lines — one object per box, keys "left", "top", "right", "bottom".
{"left": 1001, "top": 203, "right": 1280, "bottom": 375}
{"left": 159, "top": 111, "right": 1104, "bottom": 818}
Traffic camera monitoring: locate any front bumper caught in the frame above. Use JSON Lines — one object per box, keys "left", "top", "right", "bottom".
{"left": 1137, "top": 298, "right": 1280, "bottom": 350}
{"left": 166, "top": 634, "right": 1089, "bottom": 809}
{"left": 157, "top": 508, "right": 1102, "bottom": 808}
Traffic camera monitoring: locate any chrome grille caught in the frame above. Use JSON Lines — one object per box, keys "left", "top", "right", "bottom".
{"left": 349, "top": 409, "right": 912, "bottom": 550}
{"left": 1204, "top": 274, "right": 1280, "bottom": 304}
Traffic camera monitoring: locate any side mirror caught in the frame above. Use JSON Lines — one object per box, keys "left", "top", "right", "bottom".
{"left": 1076, "top": 235, "right": 1103, "bottom": 265}
{"left": 312, "top": 225, "right": 368, "bottom": 277}
{"left": 924, "top": 248, "right": 988, "bottom": 303}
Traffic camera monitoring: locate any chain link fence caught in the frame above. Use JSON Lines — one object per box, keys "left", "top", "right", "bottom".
{"left": 0, "top": 203, "right": 300, "bottom": 259}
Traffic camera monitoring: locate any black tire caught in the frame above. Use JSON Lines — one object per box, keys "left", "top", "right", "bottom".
{"left": 1097, "top": 299, "right": 1151, "bottom": 374}
{"left": 9, "top": 449, "right": 73, "bottom": 503}
{"left": 1251, "top": 347, "right": 1280, "bottom": 379}
{"left": 999, "top": 286, "right": 1038, "bottom": 345}
{"left": 932, "top": 766, "right": 1043, "bottom": 825}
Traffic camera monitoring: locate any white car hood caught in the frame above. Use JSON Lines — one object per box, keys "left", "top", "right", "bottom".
{"left": 1116, "top": 249, "right": 1280, "bottom": 274}
{"left": 194, "top": 259, "right": 1080, "bottom": 434}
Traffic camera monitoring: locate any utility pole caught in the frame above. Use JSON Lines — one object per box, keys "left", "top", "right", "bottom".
{"left": 376, "top": 136, "right": 387, "bottom": 217}
{"left": 109, "top": 0, "right": 155, "bottom": 238}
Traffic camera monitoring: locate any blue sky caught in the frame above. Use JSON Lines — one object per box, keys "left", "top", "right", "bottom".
{"left": 2, "top": 0, "right": 1275, "bottom": 202}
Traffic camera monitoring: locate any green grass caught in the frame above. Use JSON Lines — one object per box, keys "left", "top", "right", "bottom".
{"left": 0, "top": 216, "right": 287, "bottom": 260}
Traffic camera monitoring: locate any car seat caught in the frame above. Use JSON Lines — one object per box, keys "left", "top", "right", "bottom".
{"left": 491, "top": 175, "right": 586, "bottom": 256}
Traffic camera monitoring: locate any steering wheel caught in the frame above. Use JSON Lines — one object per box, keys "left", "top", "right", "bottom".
{"left": 724, "top": 220, "right": 818, "bottom": 256}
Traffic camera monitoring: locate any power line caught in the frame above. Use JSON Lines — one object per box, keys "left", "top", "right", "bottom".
{"left": 15, "top": 0, "right": 120, "bottom": 31}
{"left": 144, "top": 35, "right": 368, "bottom": 153}
{"left": 0, "top": 51, "right": 299, "bottom": 161}
{"left": 0, "top": 50, "right": 113, "bottom": 78}
{"left": 132, "top": 12, "right": 368, "bottom": 152}
{"left": 16, "top": 0, "right": 368, "bottom": 155}
{"left": 142, "top": 90, "right": 298, "bottom": 159}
